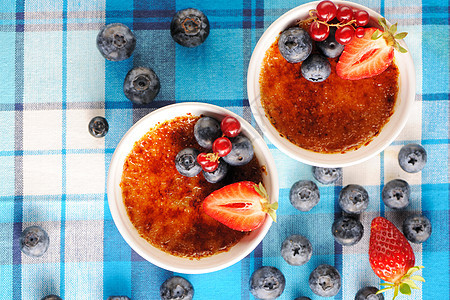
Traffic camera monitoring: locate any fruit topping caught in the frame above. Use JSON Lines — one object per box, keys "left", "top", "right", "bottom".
{"left": 250, "top": 266, "right": 286, "bottom": 300}
{"left": 354, "top": 10, "right": 370, "bottom": 27}
{"left": 369, "top": 217, "right": 424, "bottom": 298}
{"left": 203, "top": 181, "right": 277, "bottom": 231}
{"left": 88, "top": 116, "right": 109, "bottom": 138}
{"left": 335, "top": 25, "right": 355, "bottom": 45}
{"left": 336, "top": 5, "right": 353, "bottom": 23}
{"left": 221, "top": 115, "right": 241, "bottom": 137}
{"left": 315, "top": 0, "right": 337, "bottom": 22}
{"left": 123, "top": 66, "right": 160, "bottom": 105}
{"left": 212, "top": 136, "right": 232, "bottom": 157}
{"left": 313, "top": 166, "right": 342, "bottom": 184}
{"left": 202, "top": 159, "right": 228, "bottom": 183}
{"left": 381, "top": 179, "right": 410, "bottom": 209}
{"left": 170, "top": 8, "right": 210, "bottom": 48}
{"left": 355, "top": 286, "right": 384, "bottom": 300}
{"left": 278, "top": 27, "right": 313, "bottom": 63}
{"left": 317, "top": 27, "right": 344, "bottom": 58}
{"left": 222, "top": 135, "right": 254, "bottom": 166}
{"left": 338, "top": 184, "right": 369, "bottom": 214}
{"left": 336, "top": 27, "right": 394, "bottom": 80}
{"left": 332, "top": 215, "right": 364, "bottom": 246}
{"left": 402, "top": 214, "right": 432, "bottom": 244}
{"left": 96, "top": 23, "right": 136, "bottom": 61}
{"left": 197, "top": 152, "right": 220, "bottom": 172}
{"left": 309, "top": 264, "right": 341, "bottom": 297}
{"left": 20, "top": 225, "right": 50, "bottom": 257}
{"left": 281, "top": 234, "right": 312, "bottom": 266}
{"left": 160, "top": 276, "right": 194, "bottom": 300}
{"left": 309, "top": 20, "right": 330, "bottom": 42}
{"left": 175, "top": 148, "right": 202, "bottom": 177}
{"left": 300, "top": 53, "right": 331, "bottom": 82}
{"left": 194, "top": 116, "right": 221, "bottom": 149}
{"left": 289, "top": 180, "right": 320, "bottom": 212}
{"left": 398, "top": 144, "right": 427, "bottom": 173}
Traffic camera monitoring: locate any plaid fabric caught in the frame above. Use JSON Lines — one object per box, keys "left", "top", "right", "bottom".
{"left": 0, "top": 0, "right": 448, "bottom": 299}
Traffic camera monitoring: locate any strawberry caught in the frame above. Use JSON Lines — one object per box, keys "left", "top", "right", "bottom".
{"left": 336, "top": 18, "right": 408, "bottom": 80}
{"left": 203, "top": 181, "right": 277, "bottom": 232}
{"left": 369, "top": 217, "right": 425, "bottom": 299}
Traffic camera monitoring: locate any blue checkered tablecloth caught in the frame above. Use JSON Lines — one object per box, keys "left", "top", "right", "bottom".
{"left": 0, "top": 0, "right": 448, "bottom": 299}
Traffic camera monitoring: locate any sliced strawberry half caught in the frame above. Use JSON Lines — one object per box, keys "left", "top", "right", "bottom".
{"left": 203, "top": 181, "right": 277, "bottom": 232}
{"left": 336, "top": 27, "right": 394, "bottom": 80}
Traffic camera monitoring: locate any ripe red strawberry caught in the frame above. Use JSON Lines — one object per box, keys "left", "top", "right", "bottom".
{"left": 203, "top": 181, "right": 277, "bottom": 231}
{"left": 336, "top": 27, "right": 394, "bottom": 80}
{"left": 369, "top": 217, "right": 425, "bottom": 299}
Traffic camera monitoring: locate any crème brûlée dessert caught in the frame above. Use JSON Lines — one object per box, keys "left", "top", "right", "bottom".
{"left": 259, "top": 10, "right": 406, "bottom": 154}
{"left": 120, "top": 115, "right": 265, "bottom": 259}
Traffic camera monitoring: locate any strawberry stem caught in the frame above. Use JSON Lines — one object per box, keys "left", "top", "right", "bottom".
{"left": 376, "top": 266, "right": 425, "bottom": 300}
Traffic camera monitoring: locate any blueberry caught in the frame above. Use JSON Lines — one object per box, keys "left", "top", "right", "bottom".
{"left": 382, "top": 179, "right": 410, "bottom": 209}
{"left": 107, "top": 297, "right": 131, "bottom": 300}
{"left": 203, "top": 159, "right": 228, "bottom": 183}
{"left": 88, "top": 116, "right": 109, "bottom": 138}
{"left": 278, "top": 27, "right": 313, "bottom": 63}
{"left": 295, "top": 298, "right": 311, "bottom": 300}
{"left": 123, "top": 67, "right": 160, "bottom": 105}
{"left": 317, "top": 27, "right": 345, "bottom": 58}
{"left": 175, "top": 148, "right": 202, "bottom": 177}
{"left": 338, "top": 184, "right": 369, "bottom": 214}
{"left": 160, "top": 276, "right": 194, "bottom": 300}
{"left": 281, "top": 234, "right": 312, "bottom": 266}
{"left": 398, "top": 143, "right": 427, "bottom": 173}
{"left": 355, "top": 286, "right": 384, "bottom": 300}
{"left": 41, "top": 295, "right": 62, "bottom": 300}
{"left": 332, "top": 216, "right": 364, "bottom": 246}
{"left": 313, "top": 166, "right": 342, "bottom": 185}
{"left": 301, "top": 53, "right": 331, "bottom": 82}
{"left": 20, "top": 226, "right": 49, "bottom": 257}
{"left": 170, "top": 8, "right": 210, "bottom": 47}
{"left": 309, "top": 264, "right": 341, "bottom": 297}
{"left": 223, "top": 135, "right": 254, "bottom": 166}
{"left": 249, "top": 266, "right": 286, "bottom": 300}
{"left": 96, "top": 23, "right": 136, "bottom": 61}
{"left": 402, "top": 214, "right": 432, "bottom": 244}
{"left": 194, "top": 116, "right": 221, "bottom": 149}
{"left": 289, "top": 180, "right": 320, "bottom": 212}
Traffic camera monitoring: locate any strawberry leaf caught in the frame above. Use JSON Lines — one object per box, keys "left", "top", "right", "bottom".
{"left": 380, "top": 283, "right": 395, "bottom": 287}
{"left": 389, "top": 23, "right": 398, "bottom": 35}
{"left": 371, "top": 29, "right": 382, "bottom": 40}
{"left": 378, "top": 18, "right": 388, "bottom": 31}
{"left": 411, "top": 275, "right": 425, "bottom": 282}
{"left": 399, "top": 283, "right": 411, "bottom": 295}
{"left": 402, "top": 279, "right": 419, "bottom": 289}
{"left": 394, "top": 32, "right": 408, "bottom": 39}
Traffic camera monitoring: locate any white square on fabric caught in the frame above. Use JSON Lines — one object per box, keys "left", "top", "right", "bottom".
{"left": 64, "top": 220, "right": 103, "bottom": 262}
{"left": 23, "top": 154, "right": 62, "bottom": 196}
{"left": 65, "top": 153, "right": 105, "bottom": 195}
{"left": 66, "top": 30, "right": 105, "bottom": 103}
{"left": 396, "top": 100, "right": 423, "bottom": 142}
{"left": 343, "top": 155, "right": 381, "bottom": 187}
{"left": 23, "top": 110, "right": 62, "bottom": 151}
{"left": 66, "top": 109, "right": 105, "bottom": 150}
{"left": 24, "top": 31, "right": 63, "bottom": 104}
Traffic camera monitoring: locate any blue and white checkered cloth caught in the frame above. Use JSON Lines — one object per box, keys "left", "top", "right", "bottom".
{"left": 0, "top": 0, "right": 448, "bottom": 299}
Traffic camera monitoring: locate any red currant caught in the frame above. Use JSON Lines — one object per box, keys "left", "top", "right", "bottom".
{"left": 355, "top": 26, "right": 366, "bottom": 38}
{"left": 197, "top": 152, "right": 219, "bottom": 172}
{"left": 221, "top": 116, "right": 241, "bottom": 137}
{"left": 309, "top": 21, "right": 330, "bottom": 42}
{"left": 213, "top": 137, "right": 232, "bottom": 157}
{"left": 354, "top": 10, "right": 370, "bottom": 27}
{"left": 336, "top": 5, "right": 353, "bottom": 23}
{"left": 335, "top": 25, "right": 355, "bottom": 45}
{"left": 316, "top": 0, "right": 337, "bottom": 22}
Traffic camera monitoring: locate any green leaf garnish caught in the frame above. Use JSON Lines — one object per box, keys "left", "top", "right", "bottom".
{"left": 376, "top": 266, "right": 425, "bottom": 299}
{"left": 255, "top": 182, "right": 277, "bottom": 223}
{"left": 372, "top": 17, "right": 408, "bottom": 54}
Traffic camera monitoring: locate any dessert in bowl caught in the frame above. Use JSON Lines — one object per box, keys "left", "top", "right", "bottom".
{"left": 107, "top": 102, "right": 278, "bottom": 274}
{"left": 247, "top": 0, "right": 415, "bottom": 167}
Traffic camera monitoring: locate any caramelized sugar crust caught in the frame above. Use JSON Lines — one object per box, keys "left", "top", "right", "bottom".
{"left": 120, "top": 115, "right": 263, "bottom": 259}
{"left": 259, "top": 41, "right": 399, "bottom": 153}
